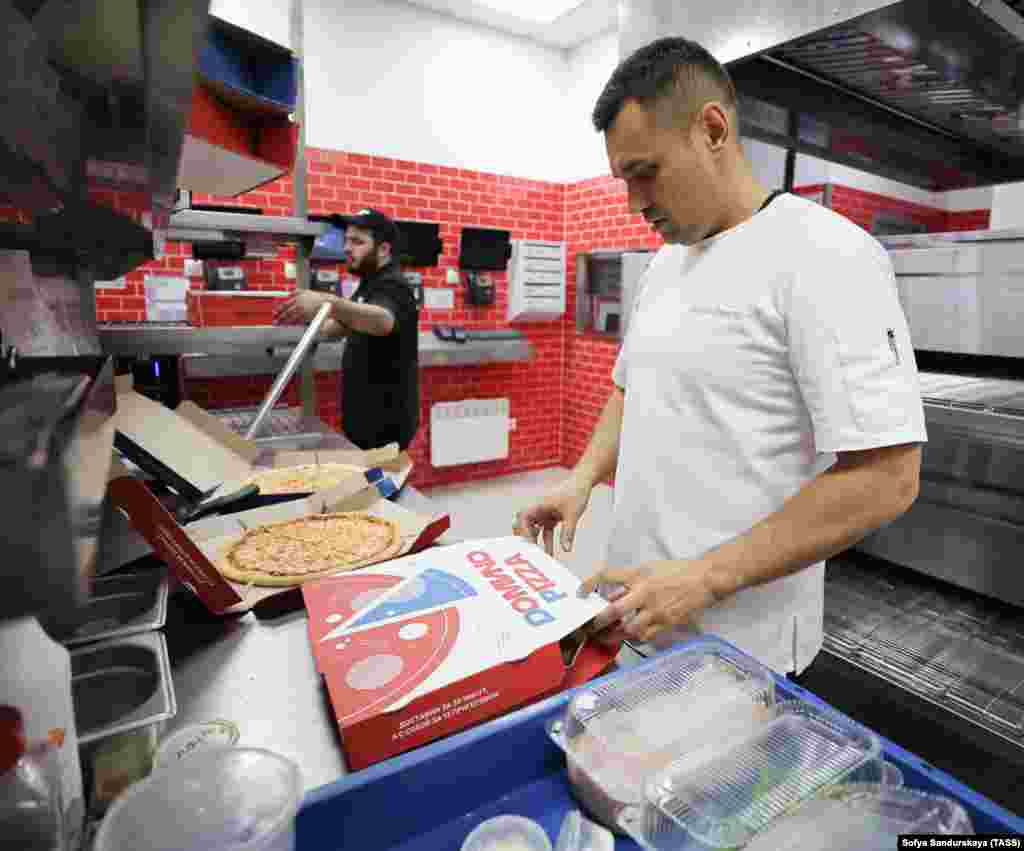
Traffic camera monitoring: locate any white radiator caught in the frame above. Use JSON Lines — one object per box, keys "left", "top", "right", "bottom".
{"left": 430, "top": 398, "right": 511, "bottom": 467}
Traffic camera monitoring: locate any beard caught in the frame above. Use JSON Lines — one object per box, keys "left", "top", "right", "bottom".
{"left": 347, "top": 252, "right": 382, "bottom": 277}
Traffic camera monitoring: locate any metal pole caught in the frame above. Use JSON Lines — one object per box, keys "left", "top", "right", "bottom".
{"left": 291, "top": 0, "right": 316, "bottom": 419}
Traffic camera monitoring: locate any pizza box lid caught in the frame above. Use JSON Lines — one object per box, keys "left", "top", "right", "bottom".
{"left": 112, "top": 375, "right": 400, "bottom": 509}
{"left": 105, "top": 457, "right": 450, "bottom": 615}
{"left": 113, "top": 374, "right": 261, "bottom": 504}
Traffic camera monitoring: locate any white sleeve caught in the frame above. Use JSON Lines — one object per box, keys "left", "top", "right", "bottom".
{"left": 786, "top": 243, "right": 927, "bottom": 454}
{"left": 612, "top": 338, "right": 627, "bottom": 389}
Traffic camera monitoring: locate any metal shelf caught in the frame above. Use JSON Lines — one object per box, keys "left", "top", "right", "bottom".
{"left": 100, "top": 325, "right": 534, "bottom": 366}
{"left": 879, "top": 228, "right": 1024, "bottom": 248}
{"left": 166, "top": 210, "right": 327, "bottom": 244}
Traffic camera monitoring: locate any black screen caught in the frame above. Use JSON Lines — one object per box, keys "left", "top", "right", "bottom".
{"left": 458, "top": 227, "right": 511, "bottom": 271}
{"left": 395, "top": 220, "right": 443, "bottom": 267}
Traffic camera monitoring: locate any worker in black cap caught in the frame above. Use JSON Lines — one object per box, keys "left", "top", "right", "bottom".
{"left": 275, "top": 208, "right": 420, "bottom": 451}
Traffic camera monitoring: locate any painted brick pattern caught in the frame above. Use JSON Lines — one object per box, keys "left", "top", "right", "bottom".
{"left": 90, "top": 153, "right": 993, "bottom": 492}
{"left": 561, "top": 176, "right": 661, "bottom": 474}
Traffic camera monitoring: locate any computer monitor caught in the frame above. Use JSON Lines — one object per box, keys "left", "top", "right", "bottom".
{"left": 310, "top": 223, "right": 347, "bottom": 262}
{"left": 458, "top": 227, "right": 512, "bottom": 271}
{"left": 395, "top": 220, "right": 443, "bottom": 267}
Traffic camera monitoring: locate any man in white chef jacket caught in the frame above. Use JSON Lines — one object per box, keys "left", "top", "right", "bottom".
{"left": 514, "top": 37, "right": 926, "bottom": 678}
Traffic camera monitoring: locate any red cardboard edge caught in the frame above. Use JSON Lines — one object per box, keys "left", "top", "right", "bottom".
{"left": 106, "top": 475, "right": 243, "bottom": 612}
{"left": 331, "top": 637, "right": 620, "bottom": 771}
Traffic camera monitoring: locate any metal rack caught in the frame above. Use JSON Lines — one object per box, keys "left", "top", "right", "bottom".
{"left": 823, "top": 558, "right": 1024, "bottom": 749}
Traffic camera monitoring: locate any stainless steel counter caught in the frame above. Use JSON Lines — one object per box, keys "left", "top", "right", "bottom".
{"left": 101, "top": 326, "right": 534, "bottom": 369}
{"left": 158, "top": 482, "right": 638, "bottom": 795}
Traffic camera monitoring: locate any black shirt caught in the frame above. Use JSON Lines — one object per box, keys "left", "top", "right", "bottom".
{"left": 341, "top": 261, "right": 420, "bottom": 451}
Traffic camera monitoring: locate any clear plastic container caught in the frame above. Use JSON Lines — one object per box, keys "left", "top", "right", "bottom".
{"left": 460, "top": 815, "right": 553, "bottom": 851}
{"left": 620, "top": 700, "right": 882, "bottom": 850}
{"left": 93, "top": 747, "right": 301, "bottom": 851}
{"left": 547, "top": 645, "right": 775, "bottom": 832}
{"left": 0, "top": 705, "right": 62, "bottom": 850}
{"left": 741, "top": 784, "right": 974, "bottom": 851}
{"left": 554, "top": 810, "right": 614, "bottom": 851}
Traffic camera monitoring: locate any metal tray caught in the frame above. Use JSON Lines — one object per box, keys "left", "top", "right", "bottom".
{"left": 49, "top": 567, "right": 169, "bottom": 646}
{"left": 71, "top": 631, "right": 177, "bottom": 745}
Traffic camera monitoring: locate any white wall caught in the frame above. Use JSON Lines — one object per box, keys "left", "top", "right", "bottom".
{"left": 209, "top": 0, "right": 291, "bottom": 48}
{"left": 988, "top": 183, "right": 1024, "bottom": 228}
{"left": 301, "top": 0, "right": 577, "bottom": 181}
{"left": 564, "top": 30, "right": 620, "bottom": 181}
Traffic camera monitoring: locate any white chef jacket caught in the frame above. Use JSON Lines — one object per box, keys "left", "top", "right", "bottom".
{"left": 607, "top": 193, "right": 928, "bottom": 674}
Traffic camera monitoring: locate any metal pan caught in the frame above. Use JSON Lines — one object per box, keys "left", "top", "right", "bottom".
{"left": 50, "top": 567, "right": 169, "bottom": 646}
{"left": 71, "top": 631, "right": 177, "bottom": 745}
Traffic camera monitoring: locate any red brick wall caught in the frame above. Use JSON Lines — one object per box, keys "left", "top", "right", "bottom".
{"left": 94, "top": 160, "right": 992, "bottom": 491}
{"left": 793, "top": 183, "right": 991, "bottom": 234}
{"left": 561, "top": 176, "right": 661, "bottom": 473}
{"left": 103, "top": 150, "right": 566, "bottom": 490}
{"left": 946, "top": 209, "right": 991, "bottom": 231}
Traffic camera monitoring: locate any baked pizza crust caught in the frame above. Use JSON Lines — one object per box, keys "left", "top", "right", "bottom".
{"left": 246, "top": 462, "right": 367, "bottom": 495}
{"left": 217, "top": 512, "right": 403, "bottom": 587}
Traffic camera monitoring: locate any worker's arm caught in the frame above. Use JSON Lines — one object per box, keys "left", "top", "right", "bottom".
{"left": 325, "top": 294, "right": 394, "bottom": 336}
{"left": 318, "top": 317, "right": 352, "bottom": 340}
{"left": 274, "top": 291, "right": 394, "bottom": 336}
{"left": 583, "top": 443, "right": 922, "bottom": 642}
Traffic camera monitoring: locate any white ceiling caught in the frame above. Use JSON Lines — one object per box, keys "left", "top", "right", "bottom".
{"left": 403, "top": 0, "right": 618, "bottom": 49}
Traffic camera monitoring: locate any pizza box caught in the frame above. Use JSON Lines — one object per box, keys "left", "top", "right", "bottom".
{"left": 105, "top": 456, "right": 450, "bottom": 615}
{"left": 111, "top": 375, "right": 411, "bottom": 512}
{"left": 302, "top": 537, "right": 619, "bottom": 770}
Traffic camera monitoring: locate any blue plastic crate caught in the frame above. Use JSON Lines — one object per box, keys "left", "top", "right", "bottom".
{"left": 297, "top": 638, "right": 1024, "bottom": 850}
{"left": 198, "top": 16, "right": 296, "bottom": 112}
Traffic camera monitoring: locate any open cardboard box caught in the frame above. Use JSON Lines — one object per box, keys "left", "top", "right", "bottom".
{"left": 112, "top": 374, "right": 413, "bottom": 511}
{"left": 106, "top": 456, "right": 450, "bottom": 614}
{"left": 302, "top": 537, "right": 619, "bottom": 770}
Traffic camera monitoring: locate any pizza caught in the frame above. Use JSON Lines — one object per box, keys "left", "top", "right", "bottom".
{"left": 218, "top": 512, "right": 403, "bottom": 587}
{"left": 246, "top": 462, "right": 366, "bottom": 495}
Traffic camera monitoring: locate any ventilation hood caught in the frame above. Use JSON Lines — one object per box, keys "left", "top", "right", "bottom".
{"left": 621, "top": 0, "right": 1024, "bottom": 191}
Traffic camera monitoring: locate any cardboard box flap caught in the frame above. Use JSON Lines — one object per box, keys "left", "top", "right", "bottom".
{"left": 106, "top": 473, "right": 243, "bottom": 613}
{"left": 273, "top": 444, "right": 400, "bottom": 471}
{"left": 114, "top": 384, "right": 257, "bottom": 497}
{"left": 174, "top": 402, "right": 262, "bottom": 465}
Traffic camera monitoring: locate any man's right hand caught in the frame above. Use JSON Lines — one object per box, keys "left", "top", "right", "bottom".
{"left": 513, "top": 472, "right": 592, "bottom": 556}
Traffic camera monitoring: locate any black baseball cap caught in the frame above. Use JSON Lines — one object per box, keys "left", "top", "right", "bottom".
{"left": 331, "top": 208, "right": 400, "bottom": 248}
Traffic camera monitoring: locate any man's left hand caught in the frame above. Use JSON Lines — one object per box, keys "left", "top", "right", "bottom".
{"left": 274, "top": 291, "right": 331, "bottom": 325}
{"left": 579, "top": 560, "right": 719, "bottom": 644}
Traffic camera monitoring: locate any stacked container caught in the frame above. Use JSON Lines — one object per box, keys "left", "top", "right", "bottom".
{"left": 548, "top": 638, "right": 971, "bottom": 850}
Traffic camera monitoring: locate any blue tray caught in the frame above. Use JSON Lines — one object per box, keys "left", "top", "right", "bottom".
{"left": 297, "top": 638, "right": 1024, "bottom": 850}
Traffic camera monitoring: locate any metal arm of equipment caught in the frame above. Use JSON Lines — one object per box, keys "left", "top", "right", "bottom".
{"left": 245, "top": 302, "right": 332, "bottom": 440}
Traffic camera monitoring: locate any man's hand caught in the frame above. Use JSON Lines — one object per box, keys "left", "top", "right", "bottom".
{"left": 579, "top": 560, "right": 718, "bottom": 644}
{"left": 274, "top": 291, "right": 331, "bottom": 325}
{"left": 513, "top": 472, "right": 592, "bottom": 556}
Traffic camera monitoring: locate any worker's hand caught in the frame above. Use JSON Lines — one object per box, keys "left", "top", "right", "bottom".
{"left": 274, "top": 291, "right": 331, "bottom": 325}
{"left": 579, "top": 561, "right": 718, "bottom": 645}
{"left": 513, "top": 472, "right": 592, "bottom": 556}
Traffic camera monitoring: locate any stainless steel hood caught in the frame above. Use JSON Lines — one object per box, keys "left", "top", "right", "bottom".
{"left": 621, "top": 0, "right": 1024, "bottom": 191}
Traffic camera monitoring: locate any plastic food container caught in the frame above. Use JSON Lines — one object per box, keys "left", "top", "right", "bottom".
{"left": 93, "top": 747, "right": 302, "bottom": 851}
{"left": 620, "top": 700, "right": 882, "bottom": 850}
{"left": 152, "top": 719, "right": 241, "bottom": 773}
{"left": 547, "top": 645, "right": 775, "bottom": 832}
{"left": 741, "top": 784, "right": 974, "bottom": 851}
{"left": 554, "top": 810, "right": 614, "bottom": 851}
{"left": 460, "top": 815, "right": 553, "bottom": 851}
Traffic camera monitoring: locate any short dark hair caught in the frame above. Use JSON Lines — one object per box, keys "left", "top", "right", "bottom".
{"left": 592, "top": 37, "right": 738, "bottom": 134}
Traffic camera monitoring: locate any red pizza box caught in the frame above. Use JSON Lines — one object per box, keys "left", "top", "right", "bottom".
{"left": 112, "top": 374, "right": 412, "bottom": 509}
{"left": 106, "top": 455, "right": 449, "bottom": 615}
{"left": 302, "top": 537, "right": 618, "bottom": 770}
